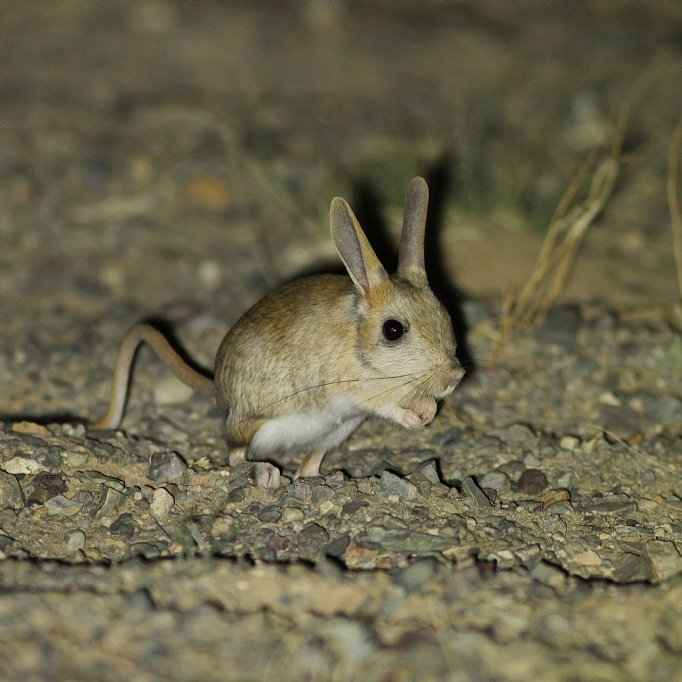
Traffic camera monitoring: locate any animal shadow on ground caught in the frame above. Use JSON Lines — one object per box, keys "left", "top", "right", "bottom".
{"left": 350, "top": 159, "right": 475, "bottom": 379}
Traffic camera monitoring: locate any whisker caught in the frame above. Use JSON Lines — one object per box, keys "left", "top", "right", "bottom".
{"left": 226, "top": 366, "right": 439, "bottom": 435}
{"left": 352, "top": 370, "right": 433, "bottom": 415}
{"left": 398, "top": 373, "right": 436, "bottom": 406}
{"left": 252, "top": 372, "right": 428, "bottom": 415}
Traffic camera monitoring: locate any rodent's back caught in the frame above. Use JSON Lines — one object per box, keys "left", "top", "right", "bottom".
{"left": 214, "top": 274, "right": 357, "bottom": 418}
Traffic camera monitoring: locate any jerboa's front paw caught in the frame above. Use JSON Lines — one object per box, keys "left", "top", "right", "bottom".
{"left": 392, "top": 396, "right": 437, "bottom": 429}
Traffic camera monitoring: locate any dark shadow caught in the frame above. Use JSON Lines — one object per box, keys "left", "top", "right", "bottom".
{"left": 0, "top": 413, "right": 88, "bottom": 427}
{"left": 422, "top": 154, "right": 476, "bottom": 378}
{"left": 1, "top": 318, "right": 213, "bottom": 429}
{"left": 143, "top": 317, "right": 214, "bottom": 381}
{"left": 352, "top": 161, "right": 475, "bottom": 378}
{"left": 289, "top": 259, "right": 346, "bottom": 280}
{"left": 349, "top": 179, "right": 398, "bottom": 268}
{"left": 288, "top": 179, "right": 396, "bottom": 281}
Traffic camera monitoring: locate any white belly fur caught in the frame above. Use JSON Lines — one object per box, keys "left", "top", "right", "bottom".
{"left": 250, "top": 395, "right": 365, "bottom": 454}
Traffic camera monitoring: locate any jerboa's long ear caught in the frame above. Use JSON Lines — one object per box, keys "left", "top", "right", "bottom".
{"left": 330, "top": 196, "right": 388, "bottom": 295}
{"left": 397, "top": 176, "right": 429, "bottom": 286}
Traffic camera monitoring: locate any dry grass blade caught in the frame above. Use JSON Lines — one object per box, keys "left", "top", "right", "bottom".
{"left": 494, "top": 147, "right": 620, "bottom": 356}
{"left": 667, "top": 115, "right": 682, "bottom": 302}
{"left": 492, "top": 61, "right": 674, "bottom": 356}
{"left": 492, "top": 99, "right": 636, "bottom": 358}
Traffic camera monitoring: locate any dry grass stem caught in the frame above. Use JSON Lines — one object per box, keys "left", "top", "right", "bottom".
{"left": 494, "top": 145, "right": 621, "bottom": 356}
{"left": 493, "top": 65, "right": 674, "bottom": 357}
{"left": 667, "top": 115, "right": 682, "bottom": 301}
{"left": 492, "top": 92, "right": 644, "bottom": 358}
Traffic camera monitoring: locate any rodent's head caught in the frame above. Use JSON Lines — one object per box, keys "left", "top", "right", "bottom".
{"left": 331, "top": 177, "right": 464, "bottom": 399}
{"left": 355, "top": 276, "right": 463, "bottom": 398}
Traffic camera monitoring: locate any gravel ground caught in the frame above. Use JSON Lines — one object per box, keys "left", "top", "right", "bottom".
{"left": 1, "top": 2, "right": 682, "bottom": 680}
{"left": 2, "top": 306, "right": 681, "bottom": 681}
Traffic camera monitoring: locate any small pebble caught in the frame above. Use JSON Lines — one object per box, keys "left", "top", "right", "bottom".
{"left": 257, "top": 505, "right": 283, "bottom": 523}
{"left": 462, "top": 476, "right": 493, "bottom": 507}
{"left": 553, "top": 469, "right": 578, "bottom": 489}
{"left": 296, "top": 523, "right": 330, "bottom": 558}
{"left": 409, "top": 471, "right": 432, "bottom": 497}
{"left": 513, "top": 544, "right": 542, "bottom": 567}
{"left": 645, "top": 540, "right": 682, "bottom": 583}
{"left": 394, "top": 558, "right": 439, "bottom": 591}
{"left": 11, "top": 421, "right": 51, "bottom": 437}
{"left": 78, "top": 471, "right": 125, "bottom": 492}
{"left": 0, "top": 471, "right": 24, "bottom": 510}
{"left": 517, "top": 469, "right": 549, "bottom": 495}
{"left": 500, "top": 423, "right": 536, "bottom": 444}
{"left": 94, "top": 486, "right": 127, "bottom": 519}
{"left": 32, "top": 473, "right": 67, "bottom": 498}
{"left": 522, "top": 451, "right": 541, "bottom": 468}
{"left": 478, "top": 471, "right": 512, "bottom": 495}
{"left": 281, "top": 506, "right": 305, "bottom": 523}
{"left": 499, "top": 459, "right": 526, "bottom": 483}
{"left": 559, "top": 435, "right": 581, "bottom": 451}
{"left": 490, "top": 549, "right": 515, "bottom": 569}
{"left": 62, "top": 450, "right": 89, "bottom": 467}
{"left": 65, "top": 529, "right": 86, "bottom": 552}
{"left": 612, "top": 553, "right": 652, "bottom": 583}
{"left": 530, "top": 561, "right": 567, "bottom": 589}
{"left": 324, "top": 534, "right": 350, "bottom": 558}
{"left": 3, "top": 457, "right": 42, "bottom": 475}
{"left": 318, "top": 499, "right": 340, "bottom": 516}
{"left": 61, "top": 423, "right": 87, "bottom": 438}
{"left": 147, "top": 452, "right": 188, "bottom": 482}
{"left": 325, "top": 471, "right": 348, "bottom": 487}
{"left": 572, "top": 549, "right": 602, "bottom": 567}
{"left": 44, "top": 495, "right": 83, "bottom": 517}
{"left": 311, "top": 485, "right": 334, "bottom": 505}
{"left": 109, "top": 513, "right": 138, "bottom": 539}
{"left": 150, "top": 488, "right": 175, "bottom": 518}
{"left": 416, "top": 460, "right": 441, "bottom": 484}
{"left": 378, "top": 471, "right": 418, "bottom": 500}
{"left": 537, "top": 488, "right": 571, "bottom": 506}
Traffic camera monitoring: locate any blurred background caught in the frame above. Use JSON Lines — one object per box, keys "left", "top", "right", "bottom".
{"left": 2, "top": 0, "right": 681, "bottom": 338}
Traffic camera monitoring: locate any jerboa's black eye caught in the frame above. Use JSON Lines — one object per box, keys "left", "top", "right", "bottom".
{"left": 382, "top": 319, "right": 405, "bottom": 341}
